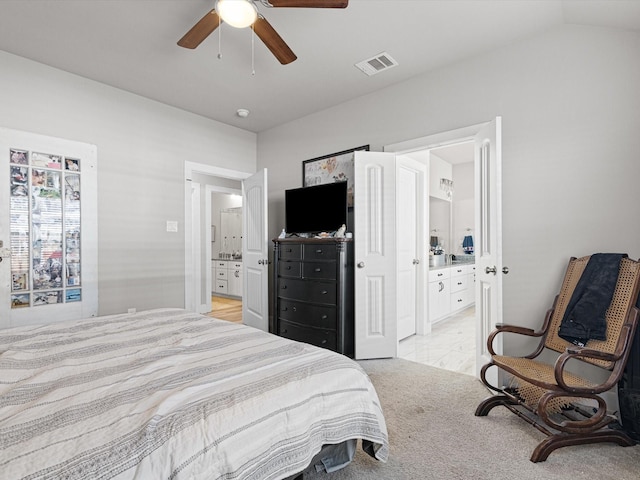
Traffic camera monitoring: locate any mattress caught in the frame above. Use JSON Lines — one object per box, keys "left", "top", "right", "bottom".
{"left": 0, "top": 308, "right": 388, "bottom": 479}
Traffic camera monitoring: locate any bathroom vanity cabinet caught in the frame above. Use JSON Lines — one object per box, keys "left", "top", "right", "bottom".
{"left": 428, "top": 263, "right": 475, "bottom": 323}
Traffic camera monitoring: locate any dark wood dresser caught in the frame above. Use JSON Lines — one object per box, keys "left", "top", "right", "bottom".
{"left": 272, "top": 237, "right": 354, "bottom": 357}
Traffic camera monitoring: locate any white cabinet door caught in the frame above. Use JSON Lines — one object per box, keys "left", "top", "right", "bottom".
{"left": 229, "top": 262, "right": 242, "bottom": 297}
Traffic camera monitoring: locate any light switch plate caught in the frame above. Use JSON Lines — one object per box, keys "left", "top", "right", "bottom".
{"left": 166, "top": 221, "right": 178, "bottom": 233}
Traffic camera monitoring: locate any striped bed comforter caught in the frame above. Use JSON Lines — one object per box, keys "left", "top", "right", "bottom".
{"left": 0, "top": 308, "right": 388, "bottom": 479}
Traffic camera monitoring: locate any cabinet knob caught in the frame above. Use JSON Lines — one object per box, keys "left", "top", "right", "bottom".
{"left": 357, "top": 262, "right": 365, "bottom": 268}
{"left": 502, "top": 266, "right": 510, "bottom": 275}
{"left": 439, "top": 281, "right": 444, "bottom": 292}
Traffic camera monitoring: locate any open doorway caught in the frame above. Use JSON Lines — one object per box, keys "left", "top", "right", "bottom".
{"left": 209, "top": 192, "right": 243, "bottom": 323}
{"left": 397, "top": 141, "right": 477, "bottom": 375}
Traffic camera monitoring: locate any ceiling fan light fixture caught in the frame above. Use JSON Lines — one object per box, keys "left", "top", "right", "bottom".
{"left": 216, "top": 0, "right": 258, "bottom": 29}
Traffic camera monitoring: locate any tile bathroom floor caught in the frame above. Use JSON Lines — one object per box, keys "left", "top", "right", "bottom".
{"left": 398, "top": 306, "right": 476, "bottom": 376}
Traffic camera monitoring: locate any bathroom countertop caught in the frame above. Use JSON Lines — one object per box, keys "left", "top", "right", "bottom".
{"left": 429, "top": 255, "right": 475, "bottom": 270}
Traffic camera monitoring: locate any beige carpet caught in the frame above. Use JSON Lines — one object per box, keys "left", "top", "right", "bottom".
{"left": 303, "top": 358, "right": 640, "bottom": 480}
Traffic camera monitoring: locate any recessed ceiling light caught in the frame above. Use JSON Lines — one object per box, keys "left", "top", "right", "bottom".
{"left": 236, "top": 108, "right": 250, "bottom": 118}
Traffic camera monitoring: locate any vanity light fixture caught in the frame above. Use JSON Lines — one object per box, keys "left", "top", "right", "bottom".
{"left": 215, "top": 0, "right": 258, "bottom": 29}
{"left": 440, "top": 178, "right": 454, "bottom": 198}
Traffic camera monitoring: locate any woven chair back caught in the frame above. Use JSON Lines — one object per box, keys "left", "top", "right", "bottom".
{"left": 544, "top": 256, "right": 640, "bottom": 369}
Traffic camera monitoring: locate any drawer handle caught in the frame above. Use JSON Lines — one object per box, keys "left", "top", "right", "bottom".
{"left": 458, "top": 282, "right": 463, "bottom": 286}
{"left": 314, "top": 268, "right": 321, "bottom": 272}
{"left": 281, "top": 285, "right": 287, "bottom": 290}
{"left": 457, "top": 299, "right": 463, "bottom": 303}
{"left": 321, "top": 290, "right": 328, "bottom": 295}
{"left": 282, "top": 328, "right": 288, "bottom": 333}
{"left": 321, "top": 339, "right": 327, "bottom": 344}
{"left": 293, "top": 306, "right": 297, "bottom": 312}
{"left": 437, "top": 273, "right": 443, "bottom": 277}
{"left": 439, "top": 282, "right": 444, "bottom": 292}
{"left": 281, "top": 307, "right": 288, "bottom": 312}
{"left": 315, "top": 249, "right": 323, "bottom": 254}
{"left": 321, "top": 315, "right": 328, "bottom": 320}
{"left": 286, "top": 266, "right": 292, "bottom": 270}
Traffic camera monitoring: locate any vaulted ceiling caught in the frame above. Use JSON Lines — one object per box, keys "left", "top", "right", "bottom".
{"left": 0, "top": 1, "right": 639, "bottom": 132}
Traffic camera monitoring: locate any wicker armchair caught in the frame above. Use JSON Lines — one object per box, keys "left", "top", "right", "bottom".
{"left": 475, "top": 255, "right": 640, "bottom": 462}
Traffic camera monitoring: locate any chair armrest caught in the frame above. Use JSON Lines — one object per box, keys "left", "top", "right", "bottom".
{"left": 554, "top": 347, "right": 620, "bottom": 394}
{"left": 486, "top": 323, "right": 546, "bottom": 356}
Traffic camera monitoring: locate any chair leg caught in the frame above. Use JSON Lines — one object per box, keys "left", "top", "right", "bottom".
{"left": 475, "top": 394, "right": 519, "bottom": 416}
{"left": 530, "top": 430, "right": 636, "bottom": 463}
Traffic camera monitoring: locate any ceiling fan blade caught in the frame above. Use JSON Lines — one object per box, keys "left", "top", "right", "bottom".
{"left": 268, "top": 0, "right": 348, "bottom": 7}
{"left": 253, "top": 17, "right": 297, "bottom": 65}
{"left": 177, "top": 10, "right": 221, "bottom": 49}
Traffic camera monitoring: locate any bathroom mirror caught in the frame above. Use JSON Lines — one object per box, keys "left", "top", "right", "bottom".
{"left": 220, "top": 207, "right": 242, "bottom": 258}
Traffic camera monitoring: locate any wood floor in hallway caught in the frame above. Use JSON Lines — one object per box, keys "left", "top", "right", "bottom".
{"left": 207, "top": 295, "right": 242, "bottom": 323}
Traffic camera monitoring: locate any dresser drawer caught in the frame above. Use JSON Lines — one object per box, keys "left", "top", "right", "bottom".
{"left": 278, "top": 299, "right": 336, "bottom": 329}
{"left": 279, "top": 244, "right": 302, "bottom": 260}
{"left": 277, "top": 277, "right": 336, "bottom": 305}
{"left": 450, "top": 275, "right": 468, "bottom": 293}
{"left": 215, "top": 260, "right": 228, "bottom": 269}
{"left": 279, "top": 261, "right": 302, "bottom": 278}
{"left": 215, "top": 279, "right": 228, "bottom": 293}
{"left": 216, "top": 269, "right": 228, "bottom": 280}
{"left": 429, "top": 268, "right": 450, "bottom": 282}
{"left": 303, "top": 244, "right": 335, "bottom": 261}
{"left": 302, "top": 261, "right": 336, "bottom": 280}
{"left": 278, "top": 320, "right": 337, "bottom": 351}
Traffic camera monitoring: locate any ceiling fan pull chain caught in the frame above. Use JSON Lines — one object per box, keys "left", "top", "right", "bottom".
{"left": 251, "top": 25, "right": 256, "bottom": 76}
{"left": 217, "top": 15, "right": 223, "bottom": 59}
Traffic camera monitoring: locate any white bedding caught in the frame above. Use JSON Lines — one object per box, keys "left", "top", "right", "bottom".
{"left": 0, "top": 308, "right": 388, "bottom": 479}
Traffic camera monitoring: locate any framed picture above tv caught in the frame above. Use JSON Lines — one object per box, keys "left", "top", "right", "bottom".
{"left": 302, "top": 145, "right": 369, "bottom": 207}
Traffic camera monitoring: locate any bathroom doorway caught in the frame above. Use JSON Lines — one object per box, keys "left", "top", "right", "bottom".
{"left": 396, "top": 140, "right": 477, "bottom": 375}
{"left": 209, "top": 191, "right": 243, "bottom": 322}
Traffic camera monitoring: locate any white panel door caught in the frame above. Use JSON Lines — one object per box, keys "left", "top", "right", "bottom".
{"left": 475, "top": 117, "right": 503, "bottom": 384}
{"left": 396, "top": 155, "right": 427, "bottom": 340}
{"left": 354, "top": 151, "right": 397, "bottom": 359}
{"left": 0, "top": 127, "right": 98, "bottom": 328}
{"left": 242, "top": 169, "right": 268, "bottom": 331}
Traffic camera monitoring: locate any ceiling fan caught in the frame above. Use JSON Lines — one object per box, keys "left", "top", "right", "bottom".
{"left": 177, "top": 0, "right": 349, "bottom": 65}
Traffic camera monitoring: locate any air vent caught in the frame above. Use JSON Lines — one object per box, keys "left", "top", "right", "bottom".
{"left": 355, "top": 52, "right": 398, "bottom": 76}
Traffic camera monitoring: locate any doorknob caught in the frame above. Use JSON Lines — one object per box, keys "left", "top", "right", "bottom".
{"left": 485, "top": 266, "right": 497, "bottom": 275}
{"left": 502, "top": 266, "right": 510, "bottom": 275}
{"left": 412, "top": 259, "right": 420, "bottom": 265}
{"left": 357, "top": 262, "right": 365, "bottom": 268}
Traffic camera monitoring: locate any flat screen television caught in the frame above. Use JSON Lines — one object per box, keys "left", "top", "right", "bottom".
{"left": 285, "top": 182, "right": 348, "bottom": 234}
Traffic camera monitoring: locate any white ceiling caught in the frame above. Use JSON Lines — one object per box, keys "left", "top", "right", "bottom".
{"left": 0, "top": 0, "right": 639, "bottom": 133}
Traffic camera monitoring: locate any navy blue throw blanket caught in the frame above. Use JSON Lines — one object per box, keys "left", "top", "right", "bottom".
{"left": 558, "top": 253, "right": 627, "bottom": 347}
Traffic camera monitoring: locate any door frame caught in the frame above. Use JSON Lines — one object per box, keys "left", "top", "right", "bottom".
{"left": 385, "top": 120, "right": 503, "bottom": 378}
{"left": 184, "top": 162, "right": 250, "bottom": 313}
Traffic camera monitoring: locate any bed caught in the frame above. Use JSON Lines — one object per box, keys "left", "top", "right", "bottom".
{"left": 0, "top": 308, "right": 388, "bottom": 479}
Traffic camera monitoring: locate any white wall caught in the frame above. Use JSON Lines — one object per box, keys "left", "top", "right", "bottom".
{"left": 257, "top": 24, "right": 640, "bottom": 354}
{"left": 452, "top": 162, "right": 474, "bottom": 256}
{"left": 0, "top": 50, "right": 257, "bottom": 315}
